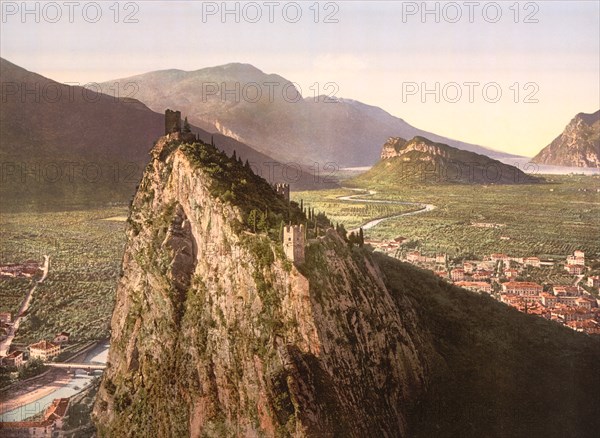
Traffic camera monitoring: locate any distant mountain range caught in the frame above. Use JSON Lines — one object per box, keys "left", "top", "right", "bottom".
{"left": 0, "top": 58, "right": 327, "bottom": 208}
{"left": 353, "top": 136, "right": 538, "bottom": 186}
{"left": 532, "top": 110, "right": 600, "bottom": 168}
{"left": 101, "top": 63, "right": 520, "bottom": 167}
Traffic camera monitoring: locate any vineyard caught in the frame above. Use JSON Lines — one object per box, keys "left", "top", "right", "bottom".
{"left": 295, "top": 174, "right": 600, "bottom": 259}
{"left": 0, "top": 207, "right": 127, "bottom": 345}
{"left": 291, "top": 189, "right": 421, "bottom": 229}
{"left": 0, "top": 277, "right": 30, "bottom": 317}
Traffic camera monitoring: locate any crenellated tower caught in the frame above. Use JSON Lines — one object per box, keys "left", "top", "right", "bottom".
{"left": 165, "top": 109, "right": 182, "bottom": 134}
{"left": 274, "top": 183, "right": 290, "bottom": 203}
{"left": 283, "top": 224, "right": 305, "bottom": 264}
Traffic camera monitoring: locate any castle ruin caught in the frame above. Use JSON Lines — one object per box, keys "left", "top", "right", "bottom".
{"left": 165, "top": 109, "right": 181, "bottom": 134}
{"left": 283, "top": 224, "right": 305, "bottom": 265}
{"left": 274, "top": 183, "right": 290, "bottom": 203}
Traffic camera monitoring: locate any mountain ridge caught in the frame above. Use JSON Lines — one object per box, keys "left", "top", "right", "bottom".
{"left": 0, "top": 57, "right": 328, "bottom": 209}
{"left": 100, "top": 63, "right": 521, "bottom": 167}
{"left": 532, "top": 110, "right": 600, "bottom": 167}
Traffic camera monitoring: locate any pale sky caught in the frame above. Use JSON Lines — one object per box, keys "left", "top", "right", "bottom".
{"left": 1, "top": 1, "right": 599, "bottom": 156}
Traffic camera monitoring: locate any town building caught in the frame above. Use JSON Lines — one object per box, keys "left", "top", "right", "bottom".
{"left": 450, "top": 268, "right": 465, "bottom": 281}
{"left": 490, "top": 253, "right": 509, "bottom": 263}
{"left": 53, "top": 332, "right": 70, "bottom": 344}
{"left": 523, "top": 257, "right": 541, "bottom": 268}
{"left": 0, "top": 398, "right": 69, "bottom": 437}
{"left": 463, "top": 262, "right": 475, "bottom": 273}
{"left": 540, "top": 293, "right": 558, "bottom": 307}
{"left": 2, "top": 350, "right": 24, "bottom": 368}
{"left": 587, "top": 275, "right": 600, "bottom": 288}
{"left": 552, "top": 286, "right": 580, "bottom": 296}
{"left": 565, "top": 264, "right": 584, "bottom": 275}
{"left": 455, "top": 281, "right": 492, "bottom": 294}
{"left": 567, "top": 250, "right": 585, "bottom": 266}
{"left": 501, "top": 281, "right": 543, "bottom": 295}
{"left": 566, "top": 319, "right": 600, "bottom": 335}
{"left": 472, "top": 270, "right": 493, "bottom": 281}
{"left": 29, "top": 340, "right": 60, "bottom": 361}
{"left": 435, "top": 253, "right": 447, "bottom": 264}
{"left": 551, "top": 308, "right": 593, "bottom": 322}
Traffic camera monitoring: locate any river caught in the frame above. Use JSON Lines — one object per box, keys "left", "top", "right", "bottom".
{"left": 0, "top": 341, "right": 109, "bottom": 422}
{"left": 339, "top": 189, "right": 436, "bottom": 232}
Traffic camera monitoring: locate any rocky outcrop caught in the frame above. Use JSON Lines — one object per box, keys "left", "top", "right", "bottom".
{"left": 93, "top": 133, "right": 427, "bottom": 437}
{"left": 532, "top": 110, "right": 600, "bottom": 167}
{"left": 358, "top": 136, "right": 538, "bottom": 185}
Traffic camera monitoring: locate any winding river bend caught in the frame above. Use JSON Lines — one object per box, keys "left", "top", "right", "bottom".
{"left": 338, "top": 189, "right": 436, "bottom": 232}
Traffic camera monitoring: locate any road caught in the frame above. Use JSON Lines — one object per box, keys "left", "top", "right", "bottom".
{"left": 339, "top": 189, "right": 436, "bottom": 233}
{"left": 0, "top": 255, "right": 50, "bottom": 357}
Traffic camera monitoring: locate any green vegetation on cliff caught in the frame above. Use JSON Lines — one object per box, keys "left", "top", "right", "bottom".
{"left": 94, "top": 134, "right": 600, "bottom": 438}
{"left": 377, "top": 254, "right": 600, "bottom": 438}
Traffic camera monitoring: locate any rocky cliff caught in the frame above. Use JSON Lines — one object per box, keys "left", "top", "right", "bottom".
{"left": 93, "top": 132, "right": 428, "bottom": 437}
{"left": 532, "top": 110, "right": 600, "bottom": 167}
{"left": 356, "top": 136, "right": 537, "bottom": 185}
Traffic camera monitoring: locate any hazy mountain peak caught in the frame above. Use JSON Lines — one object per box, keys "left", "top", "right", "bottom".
{"left": 100, "top": 64, "right": 517, "bottom": 166}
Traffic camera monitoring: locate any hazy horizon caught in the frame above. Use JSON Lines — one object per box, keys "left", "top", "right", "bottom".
{"left": 1, "top": 1, "right": 599, "bottom": 156}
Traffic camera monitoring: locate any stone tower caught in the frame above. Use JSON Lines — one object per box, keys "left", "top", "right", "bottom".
{"left": 165, "top": 109, "right": 181, "bottom": 134}
{"left": 283, "top": 224, "right": 305, "bottom": 265}
{"left": 274, "top": 183, "right": 290, "bottom": 203}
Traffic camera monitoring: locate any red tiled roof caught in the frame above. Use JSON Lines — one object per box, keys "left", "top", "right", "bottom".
{"left": 29, "top": 340, "right": 59, "bottom": 351}
{"left": 45, "top": 398, "right": 69, "bottom": 420}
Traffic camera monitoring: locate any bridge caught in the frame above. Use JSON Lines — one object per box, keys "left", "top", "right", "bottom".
{"left": 46, "top": 362, "right": 106, "bottom": 372}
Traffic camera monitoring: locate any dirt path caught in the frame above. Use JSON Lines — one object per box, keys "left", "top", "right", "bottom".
{"left": 0, "top": 256, "right": 50, "bottom": 357}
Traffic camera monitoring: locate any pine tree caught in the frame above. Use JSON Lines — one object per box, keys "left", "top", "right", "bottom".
{"left": 248, "top": 210, "right": 258, "bottom": 233}
{"left": 257, "top": 211, "right": 267, "bottom": 233}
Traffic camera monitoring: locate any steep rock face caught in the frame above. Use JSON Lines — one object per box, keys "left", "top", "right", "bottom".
{"left": 380, "top": 137, "right": 452, "bottom": 161}
{"left": 93, "top": 133, "right": 427, "bottom": 437}
{"left": 532, "top": 110, "right": 600, "bottom": 167}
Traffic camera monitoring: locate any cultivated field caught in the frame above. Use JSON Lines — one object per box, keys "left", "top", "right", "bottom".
{"left": 0, "top": 207, "right": 128, "bottom": 344}
{"left": 294, "top": 174, "right": 600, "bottom": 259}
